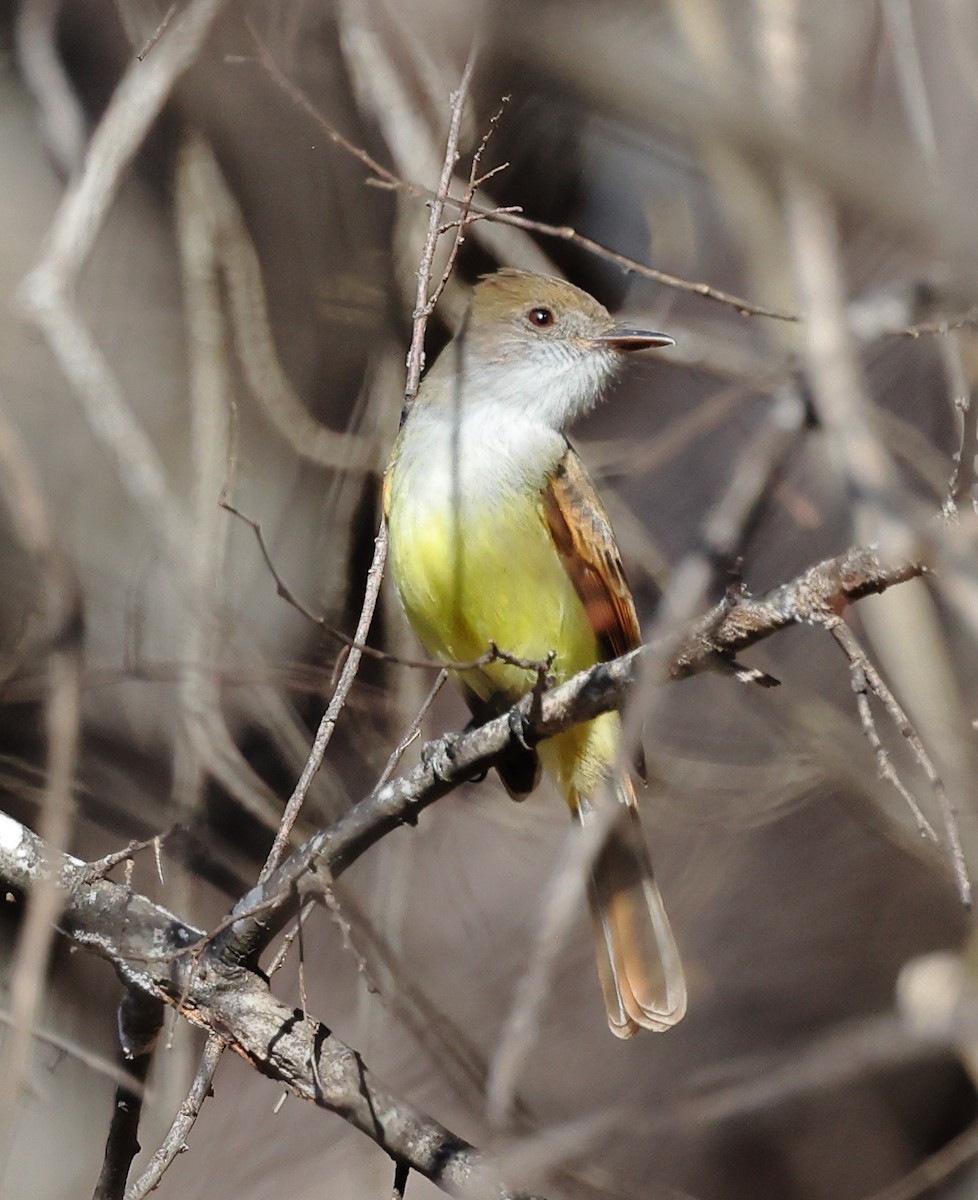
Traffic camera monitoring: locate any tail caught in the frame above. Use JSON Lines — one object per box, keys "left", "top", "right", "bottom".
{"left": 573, "top": 775, "right": 687, "bottom": 1038}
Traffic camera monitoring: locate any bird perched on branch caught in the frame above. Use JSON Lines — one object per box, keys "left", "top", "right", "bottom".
{"left": 384, "top": 269, "right": 685, "bottom": 1036}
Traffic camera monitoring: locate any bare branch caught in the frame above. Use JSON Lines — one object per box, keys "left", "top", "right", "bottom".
{"left": 0, "top": 542, "right": 945, "bottom": 1199}
{"left": 896, "top": 310, "right": 978, "bottom": 339}
{"left": 14, "top": 0, "right": 87, "bottom": 175}
{"left": 83, "top": 829, "right": 177, "bottom": 884}
{"left": 882, "top": 0, "right": 978, "bottom": 515}
{"left": 402, "top": 48, "right": 479, "bottom": 412}
{"left": 248, "top": 20, "right": 399, "bottom": 189}
{"left": 0, "top": 814, "right": 546, "bottom": 1200}
{"left": 217, "top": 545, "right": 934, "bottom": 972}
{"left": 135, "top": 3, "right": 178, "bottom": 61}
{"left": 860, "top": 1119, "right": 978, "bottom": 1200}
{"left": 92, "top": 991, "right": 164, "bottom": 1200}
{"left": 261, "top": 44, "right": 478, "bottom": 877}
{"left": 184, "top": 132, "right": 376, "bottom": 472}
{"left": 826, "top": 618, "right": 970, "bottom": 906}
{"left": 838, "top": 640, "right": 938, "bottom": 844}
{"left": 378, "top": 670, "right": 449, "bottom": 788}
{"left": 124, "top": 1035, "right": 224, "bottom": 1200}
{"left": 426, "top": 95, "right": 509, "bottom": 316}
{"left": 251, "top": 24, "right": 795, "bottom": 324}
{"left": 17, "top": 0, "right": 231, "bottom": 554}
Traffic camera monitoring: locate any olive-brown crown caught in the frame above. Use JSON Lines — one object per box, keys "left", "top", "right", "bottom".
{"left": 468, "top": 269, "right": 614, "bottom": 341}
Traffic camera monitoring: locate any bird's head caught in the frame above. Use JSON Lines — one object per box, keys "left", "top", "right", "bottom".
{"left": 434, "top": 269, "right": 673, "bottom": 429}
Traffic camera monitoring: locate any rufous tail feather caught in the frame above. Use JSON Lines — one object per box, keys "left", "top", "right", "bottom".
{"left": 573, "top": 776, "right": 686, "bottom": 1037}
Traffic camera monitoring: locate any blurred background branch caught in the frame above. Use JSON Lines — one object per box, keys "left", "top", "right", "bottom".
{"left": 2, "top": 3, "right": 978, "bottom": 1200}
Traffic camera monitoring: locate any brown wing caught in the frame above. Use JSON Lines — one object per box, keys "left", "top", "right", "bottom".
{"left": 543, "top": 443, "right": 641, "bottom": 660}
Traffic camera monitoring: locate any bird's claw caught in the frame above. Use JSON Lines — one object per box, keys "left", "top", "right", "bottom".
{"left": 508, "top": 707, "right": 537, "bottom": 753}
{"left": 422, "top": 732, "right": 462, "bottom": 784}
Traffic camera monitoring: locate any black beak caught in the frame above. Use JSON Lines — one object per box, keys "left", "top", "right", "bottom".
{"left": 594, "top": 327, "right": 675, "bottom": 353}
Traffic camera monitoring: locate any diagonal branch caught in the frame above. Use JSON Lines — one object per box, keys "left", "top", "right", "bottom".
{"left": 123, "top": 1035, "right": 224, "bottom": 1200}
{"left": 216, "top": 545, "right": 933, "bottom": 969}
{"left": 0, "top": 544, "right": 943, "bottom": 1200}
{"left": 250, "top": 23, "right": 796, "bottom": 324}
{"left": 127, "top": 43, "right": 482, "bottom": 1200}
{"left": 0, "top": 813, "right": 544, "bottom": 1200}
{"left": 259, "top": 40, "right": 478, "bottom": 880}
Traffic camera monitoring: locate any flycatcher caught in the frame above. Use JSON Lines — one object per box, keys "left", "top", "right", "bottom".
{"left": 384, "top": 269, "right": 686, "bottom": 1037}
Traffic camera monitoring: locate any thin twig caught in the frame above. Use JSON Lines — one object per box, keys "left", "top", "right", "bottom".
{"left": 258, "top": 524, "right": 389, "bottom": 880}
{"left": 221, "top": 498, "right": 548, "bottom": 675}
{"left": 882, "top": 0, "right": 978, "bottom": 515}
{"left": 136, "top": 2, "right": 178, "bottom": 60}
{"left": 378, "top": 671, "right": 449, "bottom": 788}
{"left": 265, "top": 904, "right": 315, "bottom": 978}
{"left": 896, "top": 309, "right": 978, "bottom": 339}
{"left": 220, "top": 498, "right": 430, "bottom": 665}
{"left": 836, "top": 635, "right": 938, "bottom": 843}
{"left": 319, "top": 871, "right": 376, "bottom": 989}
{"left": 317, "top": 881, "right": 497, "bottom": 1118}
{"left": 424, "top": 95, "right": 509, "bottom": 316}
{"left": 215, "top": 546, "right": 933, "bottom": 972}
{"left": 83, "top": 828, "right": 177, "bottom": 883}
{"left": 826, "top": 618, "right": 970, "bottom": 905}
{"left": 860, "top": 1118, "right": 978, "bottom": 1200}
{"left": 250, "top": 23, "right": 796, "bottom": 324}
{"left": 248, "top": 20, "right": 397, "bottom": 187}
{"left": 123, "top": 1035, "right": 224, "bottom": 1200}
{"left": 495, "top": 209, "right": 798, "bottom": 320}
{"left": 402, "top": 48, "right": 479, "bottom": 414}
{"left": 261, "top": 43, "right": 477, "bottom": 878}
{"left": 334, "top": 5, "right": 558, "bottom": 291}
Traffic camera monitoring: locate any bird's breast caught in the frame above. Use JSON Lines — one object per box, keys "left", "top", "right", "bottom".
{"left": 386, "top": 412, "right": 598, "bottom": 701}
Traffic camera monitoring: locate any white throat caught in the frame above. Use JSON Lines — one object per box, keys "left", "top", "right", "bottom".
{"left": 395, "top": 401, "right": 565, "bottom": 507}
{"left": 392, "top": 335, "right": 620, "bottom": 507}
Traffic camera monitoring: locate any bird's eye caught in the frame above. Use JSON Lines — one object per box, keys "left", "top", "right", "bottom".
{"left": 527, "top": 307, "right": 555, "bottom": 328}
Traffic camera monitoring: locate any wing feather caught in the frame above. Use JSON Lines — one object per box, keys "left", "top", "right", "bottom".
{"left": 542, "top": 443, "right": 641, "bottom": 660}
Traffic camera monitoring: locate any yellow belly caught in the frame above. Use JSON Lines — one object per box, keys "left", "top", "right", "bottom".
{"left": 388, "top": 485, "right": 595, "bottom": 688}
{"left": 386, "top": 476, "right": 619, "bottom": 800}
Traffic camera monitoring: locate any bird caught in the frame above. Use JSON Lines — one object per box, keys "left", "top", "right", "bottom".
{"left": 383, "top": 268, "right": 686, "bottom": 1036}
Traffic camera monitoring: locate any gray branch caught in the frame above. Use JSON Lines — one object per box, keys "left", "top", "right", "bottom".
{"left": 0, "top": 543, "right": 924, "bottom": 1199}
{"left": 218, "top": 543, "right": 926, "bottom": 968}
{"left": 0, "top": 815, "right": 542, "bottom": 1200}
